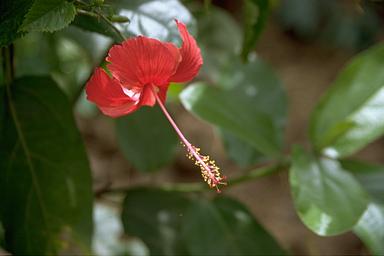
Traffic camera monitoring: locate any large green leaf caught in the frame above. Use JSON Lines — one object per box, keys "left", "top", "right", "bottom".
{"left": 341, "top": 159, "right": 384, "bottom": 204}
{"left": 217, "top": 57, "right": 286, "bottom": 165}
{"left": 354, "top": 203, "right": 384, "bottom": 255}
{"left": 289, "top": 146, "right": 368, "bottom": 235}
{"left": 182, "top": 196, "right": 285, "bottom": 255}
{"left": 241, "top": 0, "right": 269, "bottom": 61}
{"left": 121, "top": 188, "right": 190, "bottom": 255}
{"left": 20, "top": 0, "right": 76, "bottom": 32}
{"left": 180, "top": 80, "right": 283, "bottom": 157}
{"left": 221, "top": 130, "right": 266, "bottom": 167}
{"left": 121, "top": 188, "right": 284, "bottom": 256}
{"left": 116, "top": 106, "right": 178, "bottom": 172}
{"left": 310, "top": 43, "right": 384, "bottom": 157}
{"left": 0, "top": 0, "right": 34, "bottom": 47}
{"left": 0, "top": 77, "right": 93, "bottom": 254}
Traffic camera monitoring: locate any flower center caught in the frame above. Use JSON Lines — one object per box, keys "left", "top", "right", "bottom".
{"left": 121, "top": 86, "right": 141, "bottom": 101}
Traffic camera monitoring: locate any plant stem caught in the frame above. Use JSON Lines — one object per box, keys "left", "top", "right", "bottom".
{"left": 74, "top": 0, "right": 126, "bottom": 42}
{"left": 2, "top": 45, "right": 14, "bottom": 86}
{"left": 96, "top": 160, "right": 288, "bottom": 195}
{"left": 95, "top": 11, "right": 126, "bottom": 43}
{"left": 163, "top": 161, "right": 287, "bottom": 192}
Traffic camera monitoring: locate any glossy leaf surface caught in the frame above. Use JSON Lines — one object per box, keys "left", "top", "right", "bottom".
{"left": 354, "top": 203, "right": 384, "bottom": 255}
{"left": 290, "top": 146, "right": 368, "bottom": 235}
{"left": 310, "top": 44, "right": 384, "bottom": 157}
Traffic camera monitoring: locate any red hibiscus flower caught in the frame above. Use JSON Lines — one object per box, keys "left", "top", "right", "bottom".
{"left": 86, "top": 20, "right": 226, "bottom": 191}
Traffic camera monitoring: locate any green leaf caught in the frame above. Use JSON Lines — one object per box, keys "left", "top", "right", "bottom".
{"left": 310, "top": 43, "right": 384, "bottom": 157}
{"left": 0, "top": 76, "right": 93, "bottom": 254}
{"left": 180, "top": 82, "right": 279, "bottom": 157}
{"left": 111, "top": 0, "right": 196, "bottom": 42}
{"left": 20, "top": 0, "right": 76, "bottom": 32}
{"left": 0, "top": 0, "right": 34, "bottom": 47}
{"left": 241, "top": 0, "right": 269, "bottom": 61}
{"left": 182, "top": 196, "right": 285, "bottom": 255}
{"left": 221, "top": 129, "right": 265, "bottom": 167}
{"left": 121, "top": 188, "right": 190, "bottom": 255}
{"left": 354, "top": 203, "right": 384, "bottom": 256}
{"left": 116, "top": 106, "right": 178, "bottom": 172}
{"left": 180, "top": 77, "right": 283, "bottom": 157}
{"left": 341, "top": 159, "right": 384, "bottom": 204}
{"left": 289, "top": 146, "right": 368, "bottom": 236}
{"left": 219, "top": 57, "right": 286, "bottom": 163}
{"left": 121, "top": 188, "right": 284, "bottom": 256}
{"left": 278, "top": 0, "right": 322, "bottom": 38}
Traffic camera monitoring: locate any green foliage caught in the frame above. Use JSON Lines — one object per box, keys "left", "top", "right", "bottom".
{"left": 195, "top": 6, "right": 241, "bottom": 83}
{"left": 341, "top": 160, "right": 384, "bottom": 204}
{"left": 354, "top": 203, "right": 384, "bottom": 255}
{"left": 191, "top": 6, "right": 286, "bottom": 165}
{"left": 180, "top": 75, "right": 284, "bottom": 157}
{"left": 221, "top": 130, "right": 266, "bottom": 167}
{"left": 102, "top": 0, "right": 196, "bottom": 42}
{"left": 121, "top": 188, "right": 285, "bottom": 255}
{"left": 0, "top": 0, "right": 34, "bottom": 47}
{"left": 116, "top": 107, "right": 178, "bottom": 172}
{"left": 20, "top": 0, "right": 77, "bottom": 32}
{"left": 121, "top": 188, "right": 190, "bottom": 255}
{"left": 182, "top": 196, "right": 285, "bottom": 255}
{"left": 72, "top": 14, "right": 123, "bottom": 42}
{"left": 0, "top": 222, "right": 4, "bottom": 248}
{"left": 2, "top": 0, "right": 384, "bottom": 254}
{"left": 93, "top": 203, "right": 149, "bottom": 256}
{"left": 241, "top": 0, "right": 269, "bottom": 61}
{"left": 0, "top": 0, "right": 77, "bottom": 46}
{"left": 278, "top": 0, "right": 379, "bottom": 50}
{"left": 0, "top": 77, "right": 93, "bottom": 254}
{"left": 310, "top": 43, "right": 384, "bottom": 157}
{"left": 290, "top": 146, "right": 368, "bottom": 236}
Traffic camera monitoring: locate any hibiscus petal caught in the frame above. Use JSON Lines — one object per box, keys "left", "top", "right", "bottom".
{"left": 170, "top": 20, "right": 203, "bottom": 83}
{"left": 86, "top": 68, "right": 138, "bottom": 117}
{"left": 157, "top": 85, "right": 169, "bottom": 104}
{"left": 107, "top": 36, "right": 180, "bottom": 88}
{"left": 99, "top": 102, "right": 139, "bottom": 118}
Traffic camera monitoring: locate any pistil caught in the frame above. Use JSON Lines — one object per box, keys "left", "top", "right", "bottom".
{"left": 153, "top": 88, "right": 227, "bottom": 192}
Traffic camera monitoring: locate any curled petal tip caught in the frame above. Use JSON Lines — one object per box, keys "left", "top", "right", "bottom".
{"left": 170, "top": 20, "right": 203, "bottom": 83}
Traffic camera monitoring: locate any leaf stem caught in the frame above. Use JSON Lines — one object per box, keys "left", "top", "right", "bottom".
{"left": 96, "top": 160, "right": 288, "bottom": 195}
{"left": 74, "top": 0, "right": 126, "bottom": 43}
{"left": 95, "top": 10, "right": 126, "bottom": 43}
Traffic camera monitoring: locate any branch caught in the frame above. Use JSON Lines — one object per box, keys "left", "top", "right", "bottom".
{"left": 95, "top": 159, "right": 289, "bottom": 195}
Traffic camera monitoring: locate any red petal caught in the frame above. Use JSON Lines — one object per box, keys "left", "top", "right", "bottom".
{"left": 107, "top": 36, "right": 181, "bottom": 88}
{"left": 86, "top": 68, "right": 138, "bottom": 117}
{"left": 170, "top": 20, "right": 203, "bottom": 83}
{"left": 99, "top": 103, "right": 139, "bottom": 118}
{"left": 157, "top": 85, "right": 169, "bottom": 104}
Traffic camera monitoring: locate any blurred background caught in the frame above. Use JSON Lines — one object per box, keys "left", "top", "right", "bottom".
{"left": 3, "top": 0, "right": 384, "bottom": 255}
